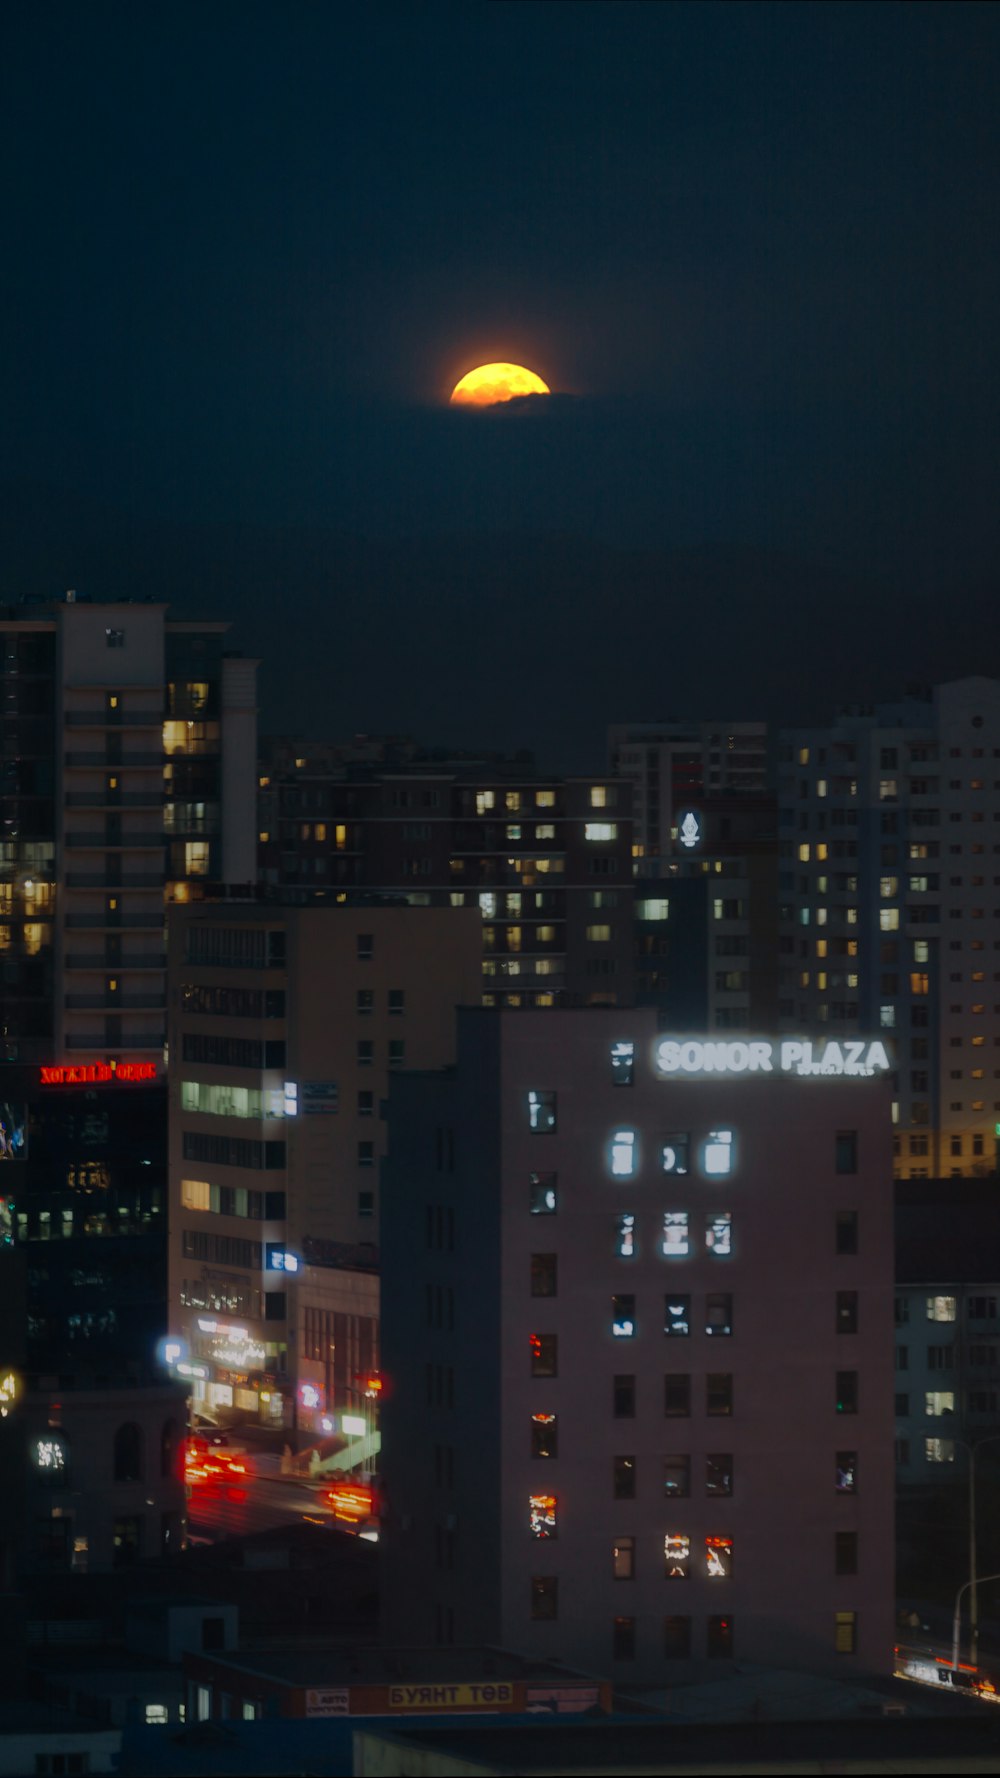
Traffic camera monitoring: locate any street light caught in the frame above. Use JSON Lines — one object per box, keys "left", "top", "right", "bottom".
{"left": 953, "top": 1572, "right": 1000, "bottom": 1674}
{"left": 953, "top": 1432, "right": 1000, "bottom": 1669}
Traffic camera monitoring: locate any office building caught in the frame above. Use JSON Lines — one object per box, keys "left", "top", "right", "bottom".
{"left": 258, "top": 739, "right": 635, "bottom": 1009}
{"left": 778, "top": 677, "right": 1000, "bottom": 1178}
{"left": 167, "top": 898, "right": 481, "bottom": 1433}
{"left": 0, "top": 592, "right": 257, "bottom": 1067}
{"left": 380, "top": 1008, "right": 895, "bottom": 1681}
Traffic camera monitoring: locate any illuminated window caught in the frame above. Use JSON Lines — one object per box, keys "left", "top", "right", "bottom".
{"left": 880, "top": 876, "right": 898, "bottom": 897}
{"left": 798, "top": 746, "right": 810, "bottom": 766}
{"left": 879, "top": 908, "right": 899, "bottom": 931}
{"left": 816, "top": 842, "right": 828, "bottom": 861}
{"left": 181, "top": 1179, "right": 211, "bottom": 1211}
{"left": 535, "top": 824, "right": 556, "bottom": 839}
{"left": 535, "top": 790, "right": 555, "bottom": 808}
{"left": 702, "top": 1130, "right": 733, "bottom": 1177}
{"left": 315, "top": 823, "right": 327, "bottom": 842}
{"left": 664, "top": 1296, "right": 690, "bottom": 1337}
{"left": 637, "top": 898, "right": 669, "bottom": 920}
{"left": 615, "top": 1212, "right": 636, "bottom": 1258}
{"left": 816, "top": 777, "right": 827, "bottom": 796}
{"left": 910, "top": 972, "right": 929, "bottom": 996}
{"left": 611, "top": 1129, "right": 637, "bottom": 1177}
{"left": 706, "top": 1453, "right": 732, "bottom": 1496}
{"left": 836, "top": 1452, "right": 857, "bottom": 1493}
{"left": 530, "top": 1173, "right": 557, "bottom": 1215}
{"left": 612, "top": 1294, "right": 636, "bottom": 1338}
{"left": 927, "top": 1295, "right": 956, "bottom": 1323}
{"left": 611, "top": 1040, "right": 634, "bottom": 1085}
{"left": 705, "top": 1535, "right": 733, "bottom": 1578}
{"left": 664, "top": 1533, "right": 690, "bottom": 1578}
{"left": 705, "top": 1212, "right": 732, "bottom": 1257}
{"left": 834, "top": 1611, "right": 857, "bottom": 1654}
{"left": 507, "top": 925, "right": 522, "bottom": 952}
{"left": 879, "top": 779, "right": 898, "bottom": 801}
{"left": 476, "top": 790, "right": 495, "bottom": 813}
{"left": 527, "top": 1091, "right": 556, "bottom": 1133}
{"left": 587, "top": 923, "right": 612, "bottom": 941}
{"left": 585, "top": 822, "right": 618, "bottom": 841}
{"left": 530, "top": 1413, "right": 557, "bottom": 1459}
{"left": 529, "top": 1494, "right": 557, "bottom": 1537}
{"left": 184, "top": 841, "right": 210, "bottom": 876}
{"left": 506, "top": 824, "right": 522, "bottom": 840}
{"left": 662, "top": 1212, "right": 689, "bottom": 1258}
{"left": 799, "top": 843, "right": 811, "bottom": 862}
{"left": 661, "top": 1135, "right": 689, "bottom": 1175}
{"left": 505, "top": 791, "right": 521, "bottom": 812}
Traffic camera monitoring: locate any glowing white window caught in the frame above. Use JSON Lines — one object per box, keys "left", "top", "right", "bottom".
{"left": 706, "top": 1212, "right": 732, "bottom": 1257}
{"left": 475, "top": 790, "right": 495, "bottom": 813}
{"left": 528, "top": 1091, "right": 557, "bottom": 1133}
{"left": 664, "top": 1533, "right": 690, "bottom": 1578}
{"left": 702, "top": 1130, "right": 733, "bottom": 1177}
{"left": 612, "top": 1293, "right": 636, "bottom": 1337}
{"left": 925, "top": 1438, "right": 955, "bottom": 1463}
{"left": 637, "top": 898, "right": 669, "bottom": 921}
{"left": 611, "top": 1130, "right": 637, "bottom": 1177}
{"left": 817, "top": 778, "right": 828, "bottom": 797}
{"left": 925, "top": 1391, "right": 955, "bottom": 1417}
{"left": 615, "top": 1213, "right": 636, "bottom": 1258}
{"left": 479, "top": 892, "right": 496, "bottom": 919}
{"left": 145, "top": 1704, "right": 169, "bottom": 1725}
{"left": 585, "top": 822, "right": 617, "bottom": 841}
{"left": 536, "top": 824, "right": 556, "bottom": 839}
{"left": 662, "top": 1212, "right": 689, "bottom": 1258}
{"left": 880, "top": 1005, "right": 896, "bottom": 1028}
{"left": 661, "top": 1136, "right": 689, "bottom": 1176}
{"left": 611, "top": 1041, "right": 634, "bottom": 1085}
{"left": 530, "top": 1173, "right": 557, "bottom": 1214}
{"left": 927, "top": 1295, "right": 957, "bottom": 1323}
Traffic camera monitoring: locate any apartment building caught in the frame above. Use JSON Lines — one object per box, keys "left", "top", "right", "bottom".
{"left": 380, "top": 1008, "right": 895, "bottom": 1682}
{"left": 167, "top": 898, "right": 481, "bottom": 1433}
{"left": 258, "top": 739, "right": 635, "bottom": 1010}
{"left": 0, "top": 593, "right": 257, "bottom": 1067}
{"left": 778, "top": 678, "right": 1000, "bottom": 1178}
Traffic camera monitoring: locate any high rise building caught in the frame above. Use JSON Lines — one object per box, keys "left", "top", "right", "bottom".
{"left": 258, "top": 740, "right": 636, "bottom": 1010}
{"left": 0, "top": 593, "right": 257, "bottom": 1066}
{"left": 609, "top": 722, "right": 776, "bottom": 1033}
{"left": 167, "top": 897, "right": 481, "bottom": 1434}
{"left": 380, "top": 1008, "right": 895, "bottom": 1680}
{"left": 777, "top": 678, "right": 1000, "bottom": 1178}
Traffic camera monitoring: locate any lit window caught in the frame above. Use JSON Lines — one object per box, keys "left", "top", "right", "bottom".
{"left": 664, "top": 1296, "right": 690, "bottom": 1337}
{"left": 817, "top": 778, "right": 827, "bottom": 796}
{"left": 661, "top": 1212, "right": 689, "bottom": 1257}
{"left": 834, "top": 1611, "right": 857, "bottom": 1654}
{"left": 145, "top": 1704, "right": 169, "bottom": 1725}
{"left": 535, "top": 824, "right": 555, "bottom": 839}
{"left": 925, "top": 1391, "right": 955, "bottom": 1418}
{"left": 702, "top": 1130, "right": 733, "bottom": 1177}
{"left": 836, "top": 1452, "right": 857, "bottom": 1493}
{"left": 530, "top": 1173, "right": 557, "bottom": 1215}
{"left": 184, "top": 840, "right": 210, "bottom": 876}
{"left": 925, "top": 1437, "right": 955, "bottom": 1463}
{"left": 587, "top": 923, "right": 612, "bottom": 941}
{"left": 910, "top": 973, "right": 929, "bottom": 996}
{"left": 706, "top": 1212, "right": 732, "bottom": 1257}
{"left": 611, "top": 1129, "right": 637, "bottom": 1177}
{"left": 615, "top": 1212, "right": 636, "bottom": 1258}
{"left": 706, "top": 1535, "right": 733, "bottom": 1578}
{"left": 879, "top": 909, "right": 899, "bottom": 931}
{"left": 879, "top": 779, "right": 898, "bottom": 801}
{"left": 662, "top": 1136, "right": 689, "bottom": 1175}
{"left": 528, "top": 1091, "right": 557, "bottom": 1133}
{"left": 181, "top": 1179, "right": 211, "bottom": 1211}
{"left": 529, "top": 1494, "right": 557, "bottom": 1537}
{"left": 664, "top": 1533, "right": 690, "bottom": 1578}
{"left": 506, "top": 824, "right": 522, "bottom": 840}
{"left": 535, "top": 790, "right": 555, "bottom": 808}
{"left": 799, "top": 843, "right": 810, "bottom": 862}
{"left": 611, "top": 1041, "right": 634, "bottom": 1084}
{"left": 927, "top": 1295, "right": 957, "bottom": 1323}
{"left": 505, "top": 791, "right": 521, "bottom": 812}
{"left": 475, "top": 790, "right": 495, "bottom": 814}
{"left": 585, "top": 822, "right": 618, "bottom": 841}
{"left": 531, "top": 1413, "right": 557, "bottom": 1459}
{"left": 880, "top": 876, "right": 898, "bottom": 897}
{"left": 637, "top": 898, "right": 669, "bottom": 920}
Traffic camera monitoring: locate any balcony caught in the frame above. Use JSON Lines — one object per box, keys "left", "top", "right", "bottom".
{"left": 64, "top": 711, "right": 162, "bottom": 727}
{"left": 64, "top": 751, "right": 163, "bottom": 769}
{"left": 65, "top": 792, "right": 164, "bottom": 809}
{"left": 65, "top": 873, "right": 165, "bottom": 889}
{"left": 64, "top": 913, "right": 164, "bottom": 930}
{"left": 65, "top": 994, "right": 166, "bottom": 1011}
{"left": 64, "top": 1032, "right": 163, "bottom": 1050}
{"left": 64, "top": 952, "right": 166, "bottom": 971}
{"left": 64, "top": 832, "right": 164, "bottom": 849}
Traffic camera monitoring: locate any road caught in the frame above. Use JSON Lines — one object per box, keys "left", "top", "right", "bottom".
{"left": 187, "top": 1450, "right": 341, "bottom": 1541}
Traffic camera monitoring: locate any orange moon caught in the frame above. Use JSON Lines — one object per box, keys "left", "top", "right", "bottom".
{"left": 450, "top": 363, "right": 550, "bottom": 406}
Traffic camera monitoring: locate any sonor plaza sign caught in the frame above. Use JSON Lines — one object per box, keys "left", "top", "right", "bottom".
{"left": 654, "top": 1038, "right": 891, "bottom": 1079}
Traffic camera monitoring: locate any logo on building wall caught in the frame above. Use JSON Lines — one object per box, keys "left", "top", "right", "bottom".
{"left": 654, "top": 1037, "right": 891, "bottom": 1078}
{"left": 676, "top": 810, "right": 702, "bottom": 849}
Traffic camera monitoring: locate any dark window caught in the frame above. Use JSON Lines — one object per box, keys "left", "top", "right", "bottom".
{"left": 388, "top": 989, "right": 405, "bottom": 1015}
{"left": 357, "top": 1040, "right": 374, "bottom": 1066}
{"left": 531, "top": 1254, "right": 558, "bottom": 1297}
{"left": 895, "top": 1392, "right": 909, "bottom": 1416}
{"left": 356, "top": 989, "right": 374, "bottom": 1015}
{"left": 706, "top": 1615, "right": 734, "bottom": 1659}
{"left": 835, "top": 1610, "right": 857, "bottom": 1654}
{"left": 706, "top": 1453, "right": 733, "bottom": 1497}
{"left": 613, "top": 1454, "right": 636, "bottom": 1499}
{"left": 112, "top": 1515, "right": 142, "bottom": 1568}
{"left": 837, "top": 1291, "right": 858, "bottom": 1335}
{"left": 663, "top": 1454, "right": 690, "bottom": 1497}
{"left": 612, "top": 1615, "right": 636, "bottom": 1660}
{"left": 113, "top": 1421, "right": 143, "bottom": 1483}
{"left": 357, "top": 1140, "right": 374, "bottom": 1167}
{"left": 836, "top": 1210, "right": 858, "bottom": 1255}
{"left": 357, "top": 933, "right": 373, "bottom": 960}
{"left": 835, "top": 1531, "right": 858, "bottom": 1575}
{"left": 613, "top": 1535, "right": 636, "bottom": 1579}
{"left": 358, "top": 1090, "right": 374, "bottom": 1117}
{"left": 388, "top": 1039, "right": 405, "bottom": 1068}
{"left": 706, "top": 1293, "right": 733, "bottom": 1337}
{"left": 707, "top": 1374, "right": 733, "bottom": 1416}
{"left": 265, "top": 1291, "right": 286, "bottom": 1320}
{"left": 613, "top": 1373, "right": 635, "bottom": 1417}
{"left": 202, "top": 1615, "right": 226, "bottom": 1650}
{"left": 664, "top": 1614, "right": 691, "bottom": 1659}
{"left": 835, "top": 1130, "right": 858, "bottom": 1174}
{"left": 160, "top": 1418, "right": 178, "bottom": 1481}
{"left": 530, "top": 1414, "right": 558, "bottom": 1459}
{"left": 664, "top": 1373, "right": 691, "bottom": 1417}
{"left": 530, "top": 1334, "right": 558, "bottom": 1377}
{"left": 531, "top": 1576, "right": 558, "bottom": 1620}
{"left": 836, "top": 1370, "right": 858, "bottom": 1414}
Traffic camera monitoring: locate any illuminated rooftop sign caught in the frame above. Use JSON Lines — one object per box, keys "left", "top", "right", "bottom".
{"left": 654, "top": 1038, "right": 891, "bottom": 1079}
{"left": 39, "top": 1062, "right": 158, "bottom": 1086}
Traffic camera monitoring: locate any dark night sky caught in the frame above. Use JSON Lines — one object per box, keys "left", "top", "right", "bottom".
{"left": 2, "top": 1, "right": 999, "bottom": 770}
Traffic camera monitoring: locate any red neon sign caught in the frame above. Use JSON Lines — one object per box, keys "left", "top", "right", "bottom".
{"left": 39, "top": 1061, "right": 158, "bottom": 1086}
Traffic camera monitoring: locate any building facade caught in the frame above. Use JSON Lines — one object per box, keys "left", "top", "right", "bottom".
{"left": 778, "top": 677, "right": 1000, "bottom": 1178}
{"left": 381, "top": 1009, "right": 895, "bottom": 1682}
{"left": 0, "top": 593, "right": 257, "bottom": 1067}
{"left": 167, "top": 898, "right": 481, "bottom": 1433}
{"left": 258, "top": 740, "right": 636, "bottom": 1010}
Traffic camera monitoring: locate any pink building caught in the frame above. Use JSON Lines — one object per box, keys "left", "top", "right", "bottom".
{"left": 381, "top": 1009, "right": 895, "bottom": 1682}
